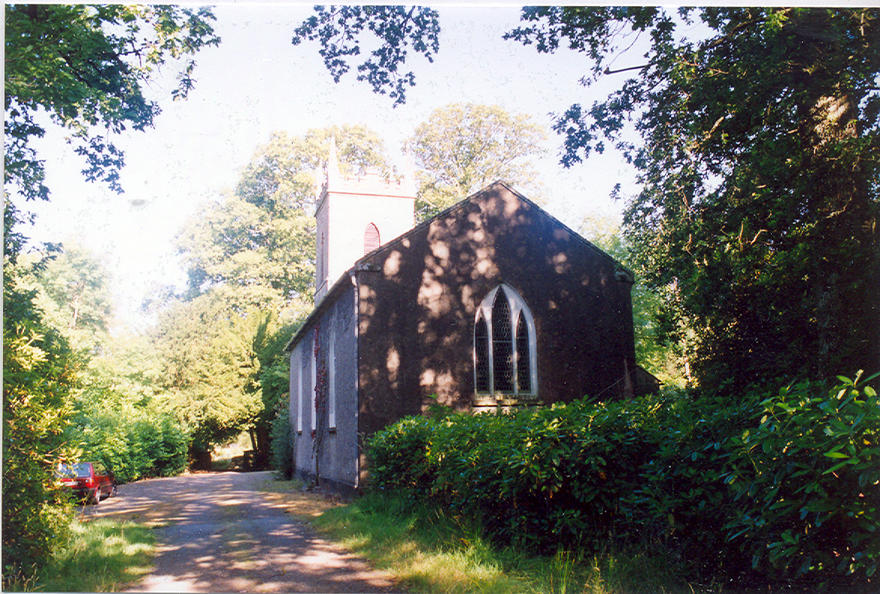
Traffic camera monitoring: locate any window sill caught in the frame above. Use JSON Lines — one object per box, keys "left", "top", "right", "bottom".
{"left": 473, "top": 393, "right": 540, "bottom": 407}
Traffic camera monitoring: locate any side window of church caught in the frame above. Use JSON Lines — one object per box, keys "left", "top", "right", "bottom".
{"left": 474, "top": 285, "right": 536, "bottom": 396}
{"left": 364, "top": 223, "right": 380, "bottom": 254}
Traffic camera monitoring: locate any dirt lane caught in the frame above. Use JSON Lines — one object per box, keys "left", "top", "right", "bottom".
{"left": 88, "top": 471, "right": 397, "bottom": 593}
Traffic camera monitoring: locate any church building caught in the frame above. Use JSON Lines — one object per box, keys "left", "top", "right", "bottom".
{"left": 287, "top": 149, "right": 658, "bottom": 491}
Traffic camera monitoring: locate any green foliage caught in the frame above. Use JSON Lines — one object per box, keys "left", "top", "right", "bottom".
{"left": 405, "top": 103, "right": 548, "bottom": 220}
{"left": 4, "top": 4, "right": 219, "bottom": 201}
{"left": 31, "top": 519, "right": 155, "bottom": 593}
{"left": 256, "top": 318, "right": 299, "bottom": 473}
{"left": 292, "top": 6, "right": 440, "bottom": 106}
{"left": 21, "top": 244, "right": 114, "bottom": 356}
{"left": 579, "top": 215, "right": 689, "bottom": 387}
{"left": 152, "top": 296, "right": 265, "bottom": 457}
{"left": 69, "top": 386, "right": 188, "bottom": 484}
{"left": 2, "top": 261, "right": 78, "bottom": 585}
{"left": 368, "top": 374, "right": 880, "bottom": 587}
{"left": 177, "top": 126, "right": 390, "bottom": 313}
{"left": 270, "top": 398, "right": 293, "bottom": 480}
{"left": 724, "top": 372, "right": 880, "bottom": 582}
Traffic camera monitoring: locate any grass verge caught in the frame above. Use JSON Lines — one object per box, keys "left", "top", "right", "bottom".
{"left": 32, "top": 518, "right": 155, "bottom": 592}
{"left": 303, "top": 490, "right": 704, "bottom": 593}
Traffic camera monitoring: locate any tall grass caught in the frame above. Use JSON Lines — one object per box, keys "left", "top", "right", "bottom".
{"left": 311, "top": 491, "right": 702, "bottom": 593}
{"left": 25, "top": 518, "right": 155, "bottom": 592}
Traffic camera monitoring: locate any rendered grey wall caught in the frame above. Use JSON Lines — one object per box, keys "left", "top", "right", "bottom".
{"left": 290, "top": 283, "right": 359, "bottom": 490}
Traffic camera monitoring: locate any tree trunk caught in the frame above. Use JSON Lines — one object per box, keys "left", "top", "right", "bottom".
{"left": 808, "top": 92, "right": 880, "bottom": 377}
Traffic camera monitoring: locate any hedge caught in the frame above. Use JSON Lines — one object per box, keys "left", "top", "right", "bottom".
{"left": 366, "top": 373, "right": 879, "bottom": 587}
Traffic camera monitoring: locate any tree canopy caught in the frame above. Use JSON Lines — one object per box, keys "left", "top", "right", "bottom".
{"left": 292, "top": 6, "right": 440, "bottom": 107}
{"left": 3, "top": 6, "right": 217, "bottom": 582}
{"left": 4, "top": 4, "right": 219, "bottom": 203}
{"left": 405, "top": 103, "right": 547, "bottom": 220}
{"left": 177, "top": 126, "right": 390, "bottom": 315}
{"left": 24, "top": 245, "right": 114, "bottom": 355}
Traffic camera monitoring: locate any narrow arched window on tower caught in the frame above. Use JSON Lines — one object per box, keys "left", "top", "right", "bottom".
{"left": 364, "top": 223, "right": 380, "bottom": 254}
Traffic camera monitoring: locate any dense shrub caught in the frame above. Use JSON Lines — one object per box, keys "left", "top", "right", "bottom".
{"left": 72, "top": 398, "right": 189, "bottom": 484}
{"left": 270, "top": 398, "right": 293, "bottom": 479}
{"left": 366, "top": 373, "right": 879, "bottom": 587}
{"left": 724, "top": 373, "right": 880, "bottom": 583}
{"left": 3, "top": 264, "right": 78, "bottom": 585}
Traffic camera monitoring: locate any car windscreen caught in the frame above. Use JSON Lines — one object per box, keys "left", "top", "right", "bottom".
{"left": 57, "top": 463, "right": 92, "bottom": 478}
{"left": 72, "top": 463, "right": 91, "bottom": 477}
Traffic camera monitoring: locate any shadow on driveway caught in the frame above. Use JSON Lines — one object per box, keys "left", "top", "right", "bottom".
{"left": 90, "top": 471, "right": 398, "bottom": 593}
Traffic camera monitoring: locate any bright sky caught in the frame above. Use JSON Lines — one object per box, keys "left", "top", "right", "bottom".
{"left": 23, "top": 4, "right": 647, "bottom": 331}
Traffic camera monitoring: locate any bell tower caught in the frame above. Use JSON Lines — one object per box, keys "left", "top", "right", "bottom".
{"left": 315, "top": 140, "right": 416, "bottom": 302}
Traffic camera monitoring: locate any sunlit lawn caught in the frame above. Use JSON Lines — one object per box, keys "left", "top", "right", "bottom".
{"left": 264, "top": 479, "right": 705, "bottom": 593}
{"left": 34, "top": 518, "right": 155, "bottom": 593}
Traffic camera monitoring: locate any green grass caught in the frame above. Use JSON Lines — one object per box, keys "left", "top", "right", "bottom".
{"left": 31, "top": 518, "right": 156, "bottom": 592}
{"left": 309, "top": 491, "right": 707, "bottom": 593}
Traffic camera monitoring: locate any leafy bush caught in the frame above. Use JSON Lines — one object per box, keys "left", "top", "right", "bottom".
{"left": 3, "top": 264, "right": 78, "bottom": 585}
{"left": 70, "top": 393, "right": 189, "bottom": 484}
{"left": 366, "top": 373, "right": 880, "bottom": 587}
{"left": 724, "top": 372, "right": 880, "bottom": 583}
{"left": 270, "top": 398, "right": 293, "bottom": 479}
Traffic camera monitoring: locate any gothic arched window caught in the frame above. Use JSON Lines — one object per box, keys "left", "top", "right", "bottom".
{"left": 364, "top": 223, "right": 380, "bottom": 254}
{"left": 474, "top": 285, "right": 537, "bottom": 396}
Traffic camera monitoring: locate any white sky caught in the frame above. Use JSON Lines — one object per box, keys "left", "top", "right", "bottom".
{"left": 22, "top": 4, "right": 647, "bottom": 331}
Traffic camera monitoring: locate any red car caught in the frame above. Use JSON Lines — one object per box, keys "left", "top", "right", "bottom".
{"left": 56, "top": 462, "right": 116, "bottom": 504}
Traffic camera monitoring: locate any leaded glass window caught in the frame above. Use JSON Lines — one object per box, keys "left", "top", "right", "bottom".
{"left": 474, "top": 316, "right": 490, "bottom": 392}
{"left": 473, "top": 284, "right": 537, "bottom": 397}
{"left": 516, "top": 312, "right": 531, "bottom": 393}
{"left": 492, "top": 291, "right": 514, "bottom": 392}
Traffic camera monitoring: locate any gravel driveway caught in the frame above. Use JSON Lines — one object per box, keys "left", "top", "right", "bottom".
{"left": 88, "top": 471, "right": 398, "bottom": 593}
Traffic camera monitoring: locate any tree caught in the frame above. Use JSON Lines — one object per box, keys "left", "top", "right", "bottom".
{"left": 4, "top": 4, "right": 219, "bottom": 203}
{"left": 293, "top": 7, "right": 880, "bottom": 387}
{"left": 24, "top": 245, "right": 114, "bottom": 355}
{"left": 292, "top": 6, "right": 440, "bottom": 107}
{"left": 507, "top": 7, "right": 880, "bottom": 386}
{"left": 579, "top": 215, "right": 690, "bottom": 387}
{"left": 254, "top": 316, "right": 301, "bottom": 473}
{"left": 2, "top": 260, "right": 79, "bottom": 585}
{"left": 177, "top": 127, "right": 391, "bottom": 315}
{"left": 152, "top": 294, "right": 264, "bottom": 466}
{"left": 2, "top": 6, "right": 217, "bottom": 580}
{"left": 405, "top": 103, "right": 548, "bottom": 220}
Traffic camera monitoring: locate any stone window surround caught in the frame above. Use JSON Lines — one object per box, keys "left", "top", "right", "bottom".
{"left": 473, "top": 284, "right": 538, "bottom": 401}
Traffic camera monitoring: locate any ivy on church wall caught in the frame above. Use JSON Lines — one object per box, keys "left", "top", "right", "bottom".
{"left": 312, "top": 324, "right": 329, "bottom": 483}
